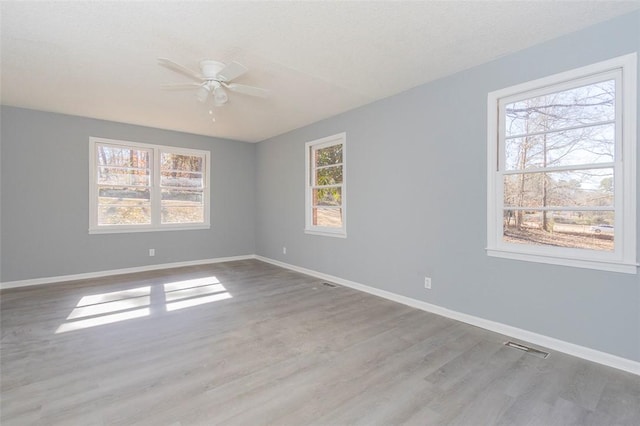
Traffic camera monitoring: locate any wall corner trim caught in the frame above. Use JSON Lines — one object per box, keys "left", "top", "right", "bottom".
{"left": 255, "top": 255, "right": 640, "bottom": 377}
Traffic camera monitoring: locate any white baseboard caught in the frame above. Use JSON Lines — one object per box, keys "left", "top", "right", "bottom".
{"left": 0, "top": 255, "right": 255, "bottom": 290}
{"left": 255, "top": 255, "right": 640, "bottom": 377}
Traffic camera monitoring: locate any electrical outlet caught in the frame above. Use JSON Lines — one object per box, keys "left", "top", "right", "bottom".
{"left": 424, "top": 276, "right": 431, "bottom": 289}
{"left": 283, "top": 246, "right": 287, "bottom": 254}
{"left": 149, "top": 249, "right": 155, "bottom": 257}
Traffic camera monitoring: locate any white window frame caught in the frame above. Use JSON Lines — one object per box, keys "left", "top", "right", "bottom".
{"left": 89, "top": 137, "right": 210, "bottom": 234}
{"left": 487, "top": 53, "right": 637, "bottom": 274}
{"left": 305, "top": 133, "right": 347, "bottom": 237}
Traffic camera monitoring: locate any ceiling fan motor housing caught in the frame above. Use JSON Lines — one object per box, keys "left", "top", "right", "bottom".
{"left": 200, "top": 60, "right": 226, "bottom": 79}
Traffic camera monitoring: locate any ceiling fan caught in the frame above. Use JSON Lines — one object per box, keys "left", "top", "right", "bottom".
{"left": 158, "top": 58, "right": 270, "bottom": 106}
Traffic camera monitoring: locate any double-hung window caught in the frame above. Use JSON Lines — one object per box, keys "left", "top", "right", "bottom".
{"left": 305, "top": 133, "right": 346, "bottom": 237}
{"left": 487, "top": 54, "right": 637, "bottom": 273}
{"left": 90, "top": 137, "right": 210, "bottom": 233}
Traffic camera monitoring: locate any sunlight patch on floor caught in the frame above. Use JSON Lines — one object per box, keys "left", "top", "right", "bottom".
{"left": 166, "top": 291, "right": 232, "bottom": 311}
{"left": 164, "top": 283, "right": 227, "bottom": 302}
{"left": 67, "top": 296, "right": 151, "bottom": 319}
{"left": 56, "top": 308, "right": 150, "bottom": 333}
{"left": 56, "top": 277, "right": 231, "bottom": 333}
{"left": 164, "top": 277, "right": 231, "bottom": 311}
{"left": 163, "top": 276, "right": 221, "bottom": 292}
{"left": 57, "top": 286, "right": 152, "bottom": 333}
{"left": 76, "top": 286, "right": 151, "bottom": 306}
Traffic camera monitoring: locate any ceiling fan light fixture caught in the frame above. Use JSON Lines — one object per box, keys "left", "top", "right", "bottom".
{"left": 213, "top": 86, "right": 229, "bottom": 105}
{"left": 196, "top": 85, "right": 210, "bottom": 103}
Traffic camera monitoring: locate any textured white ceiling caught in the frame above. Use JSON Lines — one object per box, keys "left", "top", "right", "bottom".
{"left": 2, "top": 1, "right": 639, "bottom": 142}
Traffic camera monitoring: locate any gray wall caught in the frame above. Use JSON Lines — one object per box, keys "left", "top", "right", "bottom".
{"left": 255, "top": 12, "right": 640, "bottom": 362}
{"left": 1, "top": 107, "right": 256, "bottom": 281}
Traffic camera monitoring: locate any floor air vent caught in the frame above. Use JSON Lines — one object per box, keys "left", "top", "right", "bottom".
{"left": 322, "top": 282, "right": 338, "bottom": 288}
{"left": 505, "top": 341, "right": 549, "bottom": 359}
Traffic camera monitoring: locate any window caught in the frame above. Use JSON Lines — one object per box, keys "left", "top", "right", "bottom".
{"left": 487, "top": 54, "right": 637, "bottom": 273}
{"left": 89, "top": 137, "right": 210, "bottom": 233}
{"left": 305, "top": 133, "right": 346, "bottom": 237}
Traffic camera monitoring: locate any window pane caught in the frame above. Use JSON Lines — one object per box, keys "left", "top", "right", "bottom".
{"left": 313, "top": 207, "right": 343, "bottom": 228}
{"left": 161, "top": 189, "right": 204, "bottom": 224}
{"left": 505, "top": 123, "right": 614, "bottom": 170}
{"left": 313, "top": 187, "right": 342, "bottom": 206}
{"left": 315, "top": 166, "right": 343, "bottom": 185}
{"left": 504, "top": 168, "right": 613, "bottom": 208}
{"left": 98, "top": 186, "right": 151, "bottom": 226}
{"left": 314, "top": 144, "right": 343, "bottom": 167}
{"left": 161, "top": 153, "right": 203, "bottom": 173}
{"left": 160, "top": 171, "right": 203, "bottom": 188}
{"left": 503, "top": 210, "right": 614, "bottom": 252}
{"left": 505, "top": 80, "right": 615, "bottom": 137}
{"left": 97, "top": 145, "right": 149, "bottom": 168}
{"left": 98, "top": 166, "right": 150, "bottom": 186}
{"left": 161, "top": 206, "right": 204, "bottom": 224}
{"left": 98, "top": 206, "right": 151, "bottom": 225}
{"left": 160, "top": 152, "right": 205, "bottom": 188}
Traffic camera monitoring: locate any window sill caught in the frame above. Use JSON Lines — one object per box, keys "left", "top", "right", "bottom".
{"left": 304, "top": 229, "right": 347, "bottom": 238}
{"left": 486, "top": 248, "right": 637, "bottom": 274}
{"left": 89, "top": 224, "right": 210, "bottom": 234}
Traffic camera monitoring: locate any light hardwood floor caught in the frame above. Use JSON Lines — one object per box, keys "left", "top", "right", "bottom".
{"left": 1, "top": 259, "right": 639, "bottom": 425}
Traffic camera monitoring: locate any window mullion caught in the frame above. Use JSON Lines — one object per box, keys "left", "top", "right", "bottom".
{"left": 315, "top": 163, "right": 343, "bottom": 171}
{"left": 497, "top": 101, "right": 506, "bottom": 172}
{"left": 151, "top": 148, "right": 161, "bottom": 226}
{"left": 502, "top": 162, "right": 615, "bottom": 175}
{"left": 312, "top": 184, "right": 342, "bottom": 189}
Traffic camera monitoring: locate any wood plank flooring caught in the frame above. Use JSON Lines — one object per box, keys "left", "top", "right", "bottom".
{"left": 1, "top": 259, "right": 639, "bottom": 425}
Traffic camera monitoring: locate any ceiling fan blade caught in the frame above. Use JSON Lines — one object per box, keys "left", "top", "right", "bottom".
{"left": 224, "top": 83, "right": 271, "bottom": 98}
{"left": 157, "top": 58, "right": 203, "bottom": 82}
{"left": 216, "top": 61, "right": 248, "bottom": 82}
{"left": 160, "top": 83, "right": 202, "bottom": 90}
